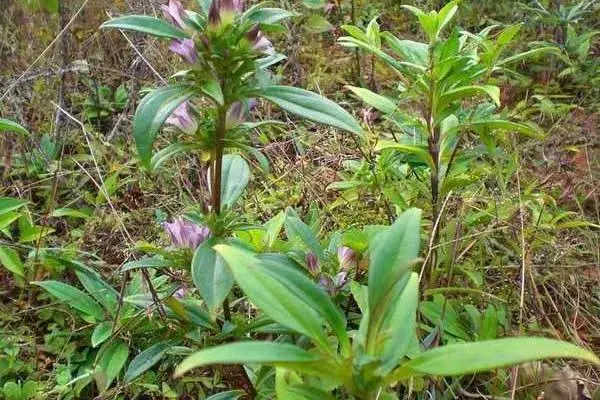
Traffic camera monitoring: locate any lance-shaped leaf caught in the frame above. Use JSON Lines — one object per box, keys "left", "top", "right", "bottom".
{"left": 33, "top": 281, "right": 104, "bottom": 321}
{"left": 133, "top": 85, "right": 195, "bottom": 168}
{"left": 101, "top": 16, "right": 187, "bottom": 39}
{"left": 258, "top": 86, "right": 364, "bottom": 137}
{"left": 150, "top": 142, "right": 202, "bottom": 172}
{"left": 284, "top": 209, "right": 325, "bottom": 259}
{"left": 96, "top": 340, "right": 129, "bottom": 391}
{"left": 0, "top": 197, "right": 27, "bottom": 216}
{"left": 460, "top": 120, "right": 542, "bottom": 138}
{"left": 0, "top": 246, "right": 25, "bottom": 278}
{"left": 392, "top": 337, "right": 599, "bottom": 379}
{"left": 437, "top": 85, "right": 500, "bottom": 113}
{"left": 124, "top": 342, "right": 172, "bottom": 383}
{"left": 192, "top": 238, "right": 233, "bottom": 315}
{"left": 208, "top": 155, "right": 250, "bottom": 209}
{"left": 175, "top": 342, "right": 320, "bottom": 377}
{"left": 92, "top": 321, "right": 113, "bottom": 348}
{"left": 0, "top": 118, "right": 29, "bottom": 136}
{"left": 346, "top": 86, "right": 397, "bottom": 115}
{"left": 214, "top": 245, "right": 330, "bottom": 350}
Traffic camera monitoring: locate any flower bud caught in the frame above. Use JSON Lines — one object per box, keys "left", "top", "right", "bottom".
{"left": 161, "top": 0, "right": 187, "bottom": 29}
{"left": 166, "top": 102, "right": 198, "bottom": 134}
{"left": 164, "top": 217, "right": 211, "bottom": 250}
{"left": 169, "top": 38, "right": 198, "bottom": 64}
{"left": 337, "top": 246, "right": 356, "bottom": 271}
{"left": 305, "top": 252, "right": 320, "bottom": 276}
{"left": 246, "top": 24, "right": 274, "bottom": 54}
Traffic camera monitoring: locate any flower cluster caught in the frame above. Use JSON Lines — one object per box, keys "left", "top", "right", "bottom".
{"left": 164, "top": 217, "right": 211, "bottom": 250}
{"left": 305, "top": 246, "right": 357, "bottom": 295}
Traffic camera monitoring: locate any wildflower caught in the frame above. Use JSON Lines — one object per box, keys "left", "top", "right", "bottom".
{"left": 208, "top": 0, "right": 244, "bottom": 27}
{"left": 174, "top": 286, "right": 187, "bottom": 299}
{"left": 166, "top": 102, "right": 198, "bottom": 134}
{"left": 161, "top": 0, "right": 187, "bottom": 29}
{"left": 225, "top": 99, "right": 257, "bottom": 130}
{"left": 246, "top": 24, "right": 274, "bottom": 54}
{"left": 337, "top": 246, "right": 356, "bottom": 271}
{"left": 169, "top": 38, "right": 198, "bottom": 64}
{"left": 305, "top": 252, "right": 320, "bottom": 276}
{"left": 164, "top": 217, "right": 211, "bottom": 250}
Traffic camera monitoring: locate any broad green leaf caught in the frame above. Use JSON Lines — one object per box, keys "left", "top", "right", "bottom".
{"left": 124, "top": 342, "right": 171, "bottom": 383}
{"left": 346, "top": 86, "right": 397, "bottom": 115}
{"left": 394, "top": 337, "right": 599, "bottom": 379}
{"left": 0, "top": 198, "right": 27, "bottom": 216}
{"left": 259, "top": 86, "right": 363, "bottom": 137}
{"left": 437, "top": 85, "right": 500, "bottom": 112}
{"left": 51, "top": 208, "right": 90, "bottom": 219}
{"left": 121, "top": 257, "right": 175, "bottom": 272}
{"left": 436, "top": 1, "right": 459, "bottom": 38}
{"left": 133, "top": 85, "right": 195, "bottom": 168}
{"left": 382, "top": 34, "right": 428, "bottom": 66}
{"left": 376, "top": 142, "right": 434, "bottom": 169}
{"left": 244, "top": 6, "right": 295, "bottom": 24}
{"left": 462, "top": 120, "right": 542, "bottom": 138}
{"left": 200, "top": 80, "right": 224, "bottom": 106}
{"left": 33, "top": 281, "right": 104, "bottom": 320}
{"left": 306, "top": 15, "right": 334, "bottom": 33}
{"left": 379, "top": 272, "right": 419, "bottom": 373}
{"left": 284, "top": 209, "right": 325, "bottom": 259}
{"left": 150, "top": 142, "right": 202, "bottom": 171}
{"left": 175, "top": 342, "right": 319, "bottom": 377}
{"left": 19, "top": 225, "right": 55, "bottom": 243}
{"left": 206, "top": 390, "right": 247, "bottom": 400}
{"left": 214, "top": 245, "right": 330, "bottom": 349}
{"left": 0, "top": 118, "right": 29, "bottom": 136}
{"left": 497, "top": 46, "right": 560, "bottom": 67}
{"left": 192, "top": 238, "right": 233, "bottom": 314}
{"left": 218, "top": 155, "right": 250, "bottom": 209}
{"left": 302, "top": 0, "right": 327, "bottom": 9}
{"left": 0, "top": 246, "right": 24, "bottom": 278}
{"left": 263, "top": 211, "right": 285, "bottom": 249}
{"left": 96, "top": 340, "right": 129, "bottom": 391}
{"left": 368, "top": 208, "right": 421, "bottom": 313}
{"left": 92, "top": 321, "right": 113, "bottom": 348}
{"left": 259, "top": 254, "right": 349, "bottom": 350}
{"left": 100, "top": 16, "right": 187, "bottom": 39}
{"left": 60, "top": 259, "right": 120, "bottom": 314}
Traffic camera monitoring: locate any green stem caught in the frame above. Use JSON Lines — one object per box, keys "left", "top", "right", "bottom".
{"left": 211, "top": 106, "right": 232, "bottom": 321}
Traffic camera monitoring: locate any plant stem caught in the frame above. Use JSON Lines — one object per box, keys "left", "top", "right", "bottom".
{"left": 351, "top": 0, "right": 362, "bottom": 84}
{"left": 211, "top": 106, "right": 232, "bottom": 321}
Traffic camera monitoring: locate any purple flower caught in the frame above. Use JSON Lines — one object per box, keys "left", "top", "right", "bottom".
{"left": 164, "top": 217, "right": 211, "bottom": 250}
{"left": 161, "top": 0, "right": 187, "bottom": 29}
{"left": 208, "top": 0, "right": 244, "bottom": 27}
{"left": 305, "top": 252, "right": 320, "bottom": 276}
{"left": 337, "top": 246, "right": 356, "bottom": 271}
{"left": 169, "top": 38, "right": 197, "bottom": 64}
{"left": 174, "top": 286, "right": 187, "bottom": 299}
{"left": 166, "top": 102, "right": 198, "bottom": 134}
{"left": 225, "top": 100, "right": 256, "bottom": 129}
{"left": 246, "top": 24, "right": 274, "bottom": 54}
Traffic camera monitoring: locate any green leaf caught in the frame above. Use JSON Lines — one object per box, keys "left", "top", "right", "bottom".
{"left": 284, "top": 209, "right": 325, "bottom": 259}
{"left": 259, "top": 255, "right": 349, "bottom": 350}
{"left": 192, "top": 238, "right": 233, "bottom": 315}
{"left": 214, "top": 245, "right": 330, "bottom": 350}
{"left": 245, "top": 7, "right": 295, "bottom": 24}
{"left": 302, "top": 0, "right": 327, "bottom": 9}
{"left": 133, "top": 85, "right": 195, "bottom": 168}
{"left": 51, "top": 208, "right": 90, "bottom": 219}
{"left": 437, "top": 85, "right": 500, "bottom": 112}
{"left": 0, "top": 118, "right": 29, "bottom": 136}
{"left": 0, "top": 198, "right": 27, "bottom": 216}
{"left": 33, "top": 281, "right": 104, "bottom": 320}
{"left": 306, "top": 15, "right": 334, "bottom": 33}
{"left": 92, "top": 321, "right": 113, "bottom": 348}
{"left": 96, "top": 340, "right": 129, "bottom": 391}
{"left": 150, "top": 142, "right": 202, "bottom": 171}
{"left": 497, "top": 46, "right": 560, "bottom": 67}
{"left": 259, "top": 86, "right": 363, "bottom": 137}
{"left": 72, "top": 262, "right": 119, "bottom": 315}
{"left": 40, "top": 0, "right": 59, "bottom": 13}
{"left": 206, "top": 390, "right": 247, "bottom": 400}
{"left": 100, "top": 16, "right": 187, "bottom": 39}
{"left": 379, "top": 272, "right": 419, "bottom": 373}
{"left": 121, "top": 257, "right": 175, "bottom": 272}
{"left": 376, "top": 142, "right": 434, "bottom": 169}
{"left": 461, "top": 120, "right": 542, "bottom": 138}
{"left": 219, "top": 155, "right": 250, "bottom": 209}
{"left": 394, "top": 337, "right": 600, "bottom": 379}
{"left": 200, "top": 80, "right": 224, "bottom": 106}
{"left": 124, "top": 342, "right": 171, "bottom": 383}
{"left": 381, "top": 34, "right": 428, "bottom": 66}
{"left": 346, "top": 86, "right": 397, "bottom": 115}
{"left": 175, "top": 342, "right": 319, "bottom": 377}
{"left": 0, "top": 246, "right": 25, "bottom": 278}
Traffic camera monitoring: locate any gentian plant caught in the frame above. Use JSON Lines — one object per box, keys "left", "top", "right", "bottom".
{"left": 101, "top": 0, "right": 363, "bottom": 318}
{"left": 174, "top": 209, "right": 599, "bottom": 399}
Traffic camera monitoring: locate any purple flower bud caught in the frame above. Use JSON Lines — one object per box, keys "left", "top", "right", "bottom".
{"left": 221, "top": 0, "right": 244, "bottom": 13}
{"left": 337, "top": 246, "right": 356, "bottom": 271}
{"left": 208, "top": 0, "right": 243, "bottom": 27}
{"left": 164, "top": 217, "right": 211, "bottom": 250}
{"left": 161, "top": 0, "right": 187, "bottom": 29}
{"left": 169, "top": 38, "right": 197, "bottom": 64}
{"left": 246, "top": 24, "right": 274, "bottom": 54}
{"left": 174, "top": 286, "right": 187, "bottom": 299}
{"left": 305, "top": 252, "right": 320, "bottom": 276}
{"left": 208, "top": 0, "right": 221, "bottom": 26}
{"left": 226, "top": 102, "right": 244, "bottom": 130}
{"left": 166, "top": 102, "right": 198, "bottom": 134}
{"left": 333, "top": 270, "right": 349, "bottom": 289}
